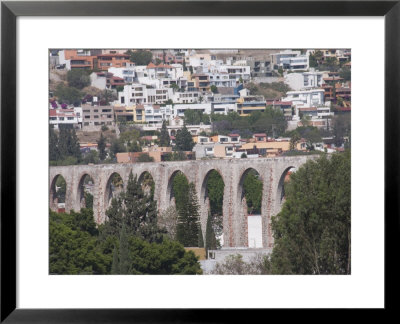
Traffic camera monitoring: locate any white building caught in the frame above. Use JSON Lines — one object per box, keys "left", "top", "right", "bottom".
{"left": 172, "top": 91, "right": 202, "bottom": 104}
{"left": 49, "top": 108, "right": 82, "bottom": 129}
{"left": 282, "top": 89, "right": 325, "bottom": 109}
{"left": 108, "top": 66, "right": 136, "bottom": 83}
{"left": 143, "top": 104, "right": 173, "bottom": 125}
{"left": 284, "top": 71, "right": 324, "bottom": 90}
{"left": 271, "top": 50, "right": 309, "bottom": 71}
{"left": 118, "top": 84, "right": 173, "bottom": 106}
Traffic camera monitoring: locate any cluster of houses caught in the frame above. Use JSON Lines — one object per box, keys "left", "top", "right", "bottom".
{"left": 49, "top": 48, "right": 350, "bottom": 161}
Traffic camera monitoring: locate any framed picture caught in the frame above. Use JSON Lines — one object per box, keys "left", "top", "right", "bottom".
{"left": 1, "top": 0, "right": 398, "bottom": 321}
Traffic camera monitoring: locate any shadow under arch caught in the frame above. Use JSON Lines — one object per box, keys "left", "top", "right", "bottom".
{"left": 138, "top": 170, "right": 155, "bottom": 198}
{"left": 200, "top": 168, "right": 225, "bottom": 247}
{"left": 167, "top": 170, "right": 188, "bottom": 203}
{"left": 50, "top": 174, "right": 67, "bottom": 211}
{"left": 104, "top": 172, "right": 124, "bottom": 207}
{"left": 237, "top": 167, "right": 264, "bottom": 248}
{"left": 276, "top": 166, "right": 296, "bottom": 211}
{"left": 77, "top": 173, "right": 95, "bottom": 209}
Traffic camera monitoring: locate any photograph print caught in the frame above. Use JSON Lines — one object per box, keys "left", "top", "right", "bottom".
{"left": 49, "top": 48, "right": 351, "bottom": 275}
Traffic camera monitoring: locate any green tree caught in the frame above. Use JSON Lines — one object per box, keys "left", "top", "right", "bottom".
{"left": 49, "top": 210, "right": 109, "bottom": 274}
{"left": 176, "top": 182, "right": 201, "bottom": 247}
{"left": 97, "top": 133, "right": 107, "bottom": 160}
{"left": 118, "top": 223, "right": 130, "bottom": 274}
{"left": 126, "top": 49, "right": 153, "bottom": 65}
{"left": 84, "top": 191, "right": 93, "bottom": 209}
{"left": 55, "top": 83, "right": 82, "bottom": 106}
{"left": 137, "top": 154, "right": 154, "bottom": 162}
{"left": 332, "top": 114, "right": 351, "bottom": 147}
{"left": 111, "top": 245, "right": 119, "bottom": 274}
{"left": 270, "top": 152, "right": 351, "bottom": 274}
{"left": 290, "top": 131, "right": 301, "bottom": 150}
{"left": 210, "top": 85, "right": 218, "bottom": 94}
{"left": 67, "top": 69, "right": 90, "bottom": 89}
{"left": 159, "top": 120, "right": 171, "bottom": 147}
{"left": 49, "top": 127, "right": 60, "bottom": 161}
{"left": 184, "top": 109, "right": 203, "bottom": 125}
{"left": 123, "top": 171, "right": 162, "bottom": 242}
{"left": 339, "top": 67, "right": 351, "bottom": 81}
{"left": 205, "top": 212, "right": 217, "bottom": 254}
{"left": 243, "top": 170, "right": 263, "bottom": 214}
{"left": 175, "top": 125, "right": 194, "bottom": 151}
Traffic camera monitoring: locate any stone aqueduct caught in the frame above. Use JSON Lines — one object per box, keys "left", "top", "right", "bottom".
{"left": 49, "top": 156, "right": 316, "bottom": 248}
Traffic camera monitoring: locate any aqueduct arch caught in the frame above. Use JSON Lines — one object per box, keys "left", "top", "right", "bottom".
{"left": 49, "top": 156, "right": 316, "bottom": 248}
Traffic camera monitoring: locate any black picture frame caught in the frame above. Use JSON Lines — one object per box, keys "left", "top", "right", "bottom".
{"left": 1, "top": 0, "right": 399, "bottom": 322}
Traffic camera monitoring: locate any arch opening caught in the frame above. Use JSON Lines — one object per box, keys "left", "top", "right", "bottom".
{"left": 276, "top": 166, "right": 296, "bottom": 208}
{"left": 167, "top": 170, "right": 188, "bottom": 204}
{"left": 238, "top": 168, "right": 264, "bottom": 248}
{"left": 138, "top": 171, "right": 155, "bottom": 198}
{"left": 201, "top": 169, "right": 225, "bottom": 249}
{"left": 105, "top": 173, "right": 124, "bottom": 207}
{"left": 50, "top": 174, "right": 67, "bottom": 212}
{"left": 78, "top": 174, "right": 95, "bottom": 210}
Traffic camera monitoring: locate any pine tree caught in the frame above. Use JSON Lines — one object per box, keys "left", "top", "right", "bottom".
{"left": 49, "top": 127, "right": 60, "bottom": 161}
{"left": 123, "top": 171, "right": 162, "bottom": 242}
{"left": 159, "top": 120, "right": 171, "bottom": 147}
{"left": 105, "top": 197, "right": 124, "bottom": 236}
{"left": 97, "top": 133, "right": 107, "bottom": 160}
{"left": 58, "top": 127, "right": 69, "bottom": 159}
{"left": 205, "top": 212, "right": 217, "bottom": 254}
{"left": 176, "top": 182, "right": 201, "bottom": 247}
{"left": 111, "top": 245, "right": 119, "bottom": 274}
{"left": 70, "top": 128, "right": 81, "bottom": 160}
{"left": 175, "top": 124, "right": 194, "bottom": 151}
{"left": 124, "top": 172, "right": 145, "bottom": 235}
{"left": 118, "top": 223, "right": 130, "bottom": 274}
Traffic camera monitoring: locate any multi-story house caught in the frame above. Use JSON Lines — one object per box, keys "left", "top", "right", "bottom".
{"left": 49, "top": 108, "right": 82, "bottom": 129}
{"left": 108, "top": 66, "right": 136, "bottom": 83}
{"left": 285, "top": 71, "right": 324, "bottom": 90}
{"left": 96, "top": 53, "right": 131, "bottom": 71}
{"left": 192, "top": 74, "right": 211, "bottom": 92}
{"left": 282, "top": 89, "right": 325, "bottom": 109}
{"left": 59, "top": 49, "right": 97, "bottom": 70}
{"left": 81, "top": 104, "right": 114, "bottom": 129}
{"left": 236, "top": 95, "right": 267, "bottom": 116}
{"left": 118, "top": 84, "right": 173, "bottom": 106}
{"left": 271, "top": 50, "right": 309, "bottom": 71}
{"left": 90, "top": 72, "right": 126, "bottom": 90}
{"left": 172, "top": 91, "right": 201, "bottom": 104}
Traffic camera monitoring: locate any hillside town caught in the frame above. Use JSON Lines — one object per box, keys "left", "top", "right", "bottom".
{"left": 49, "top": 49, "right": 351, "bottom": 164}
{"left": 49, "top": 49, "right": 351, "bottom": 275}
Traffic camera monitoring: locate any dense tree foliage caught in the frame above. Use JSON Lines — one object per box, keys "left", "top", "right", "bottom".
{"left": 210, "top": 108, "right": 286, "bottom": 138}
{"left": 159, "top": 120, "right": 171, "bottom": 147}
{"left": 209, "top": 254, "right": 270, "bottom": 275}
{"left": 172, "top": 174, "right": 201, "bottom": 247}
{"left": 49, "top": 126, "right": 81, "bottom": 165}
{"left": 50, "top": 169, "right": 202, "bottom": 274}
{"left": 67, "top": 69, "right": 90, "bottom": 90}
{"left": 175, "top": 125, "right": 195, "bottom": 151}
{"left": 243, "top": 170, "right": 263, "bottom": 214}
{"left": 184, "top": 110, "right": 210, "bottom": 125}
{"left": 55, "top": 83, "right": 82, "bottom": 106}
{"left": 97, "top": 133, "right": 107, "bottom": 161}
{"left": 269, "top": 151, "right": 351, "bottom": 274}
{"left": 126, "top": 50, "right": 153, "bottom": 65}
{"left": 104, "top": 171, "right": 162, "bottom": 243}
{"left": 332, "top": 114, "right": 351, "bottom": 148}
{"left": 49, "top": 209, "right": 109, "bottom": 274}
